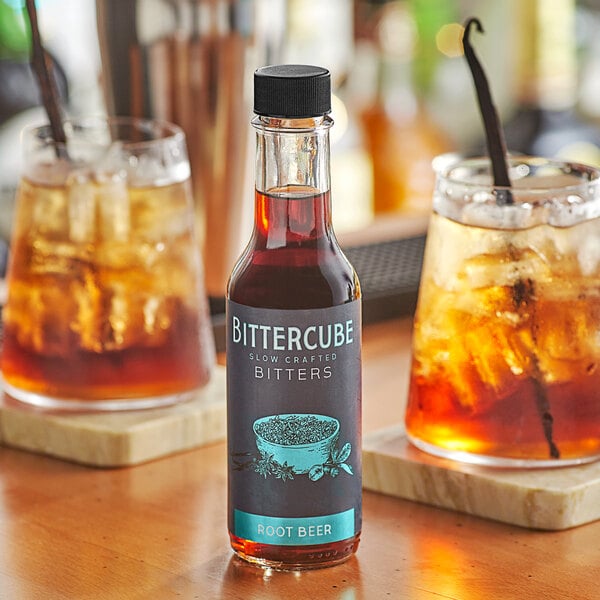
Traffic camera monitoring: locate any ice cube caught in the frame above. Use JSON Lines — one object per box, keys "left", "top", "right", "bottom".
{"left": 462, "top": 325, "right": 532, "bottom": 398}
{"left": 547, "top": 182, "right": 600, "bottom": 227}
{"left": 461, "top": 201, "right": 538, "bottom": 230}
{"left": 82, "top": 142, "right": 132, "bottom": 242}
{"left": 577, "top": 233, "right": 600, "bottom": 276}
{"left": 129, "top": 153, "right": 166, "bottom": 188}
{"left": 72, "top": 277, "right": 142, "bottom": 353}
{"left": 108, "top": 282, "right": 135, "bottom": 350}
{"left": 413, "top": 304, "right": 531, "bottom": 412}
{"left": 462, "top": 246, "right": 551, "bottom": 290}
{"left": 95, "top": 170, "right": 130, "bottom": 242}
{"left": 95, "top": 141, "right": 125, "bottom": 175}
{"left": 426, "top": 214, "right": 538, "bottom": 292}
{"left": 142, "top": 295, "right": 175, "bottom": 342}
{"left": 543, "top": 219, "right": 600, "bottom": 280}
{"left": 67, "top": 169, "right": 96, "bottom": 243}
{"left": 71, "top": 268, "right": 103, "bottom": 352}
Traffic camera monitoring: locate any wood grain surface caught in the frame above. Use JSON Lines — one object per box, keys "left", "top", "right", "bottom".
{"left": 1, "top": 319, "right": 599, "bottom": 599}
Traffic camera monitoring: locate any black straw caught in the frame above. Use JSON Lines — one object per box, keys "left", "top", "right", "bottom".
{"left": 26, "top": 0, "right": 67, "bottom": 157}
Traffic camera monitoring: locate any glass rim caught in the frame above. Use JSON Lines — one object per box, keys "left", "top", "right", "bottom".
{"left": 437, "top": 154, "right": 600, "bottom": 194}
{"left": 22, "top": 115, "right": 186, "bottom": 150}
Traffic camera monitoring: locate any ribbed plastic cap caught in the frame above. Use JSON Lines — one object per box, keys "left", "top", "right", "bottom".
{"left": 254, "top": 65, "right": 331, "bottom": 118}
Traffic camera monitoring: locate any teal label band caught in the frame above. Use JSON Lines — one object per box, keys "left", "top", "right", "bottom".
{"left": 234, "top": 509, "right": 355, "bottom": 546}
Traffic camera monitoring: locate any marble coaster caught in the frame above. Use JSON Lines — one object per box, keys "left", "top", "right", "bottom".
{"left": 363, "top": 425, "right": 600, "bottom": 530}
{"left": 0, "top": 366, "right": 226, "bottom": 467}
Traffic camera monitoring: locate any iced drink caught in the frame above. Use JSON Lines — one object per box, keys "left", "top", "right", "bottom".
{"left": 1, "top": 117, "right": 214, "bottom": 410}
{"left": 406, "top": 157, "right": 600, "bottom": 466}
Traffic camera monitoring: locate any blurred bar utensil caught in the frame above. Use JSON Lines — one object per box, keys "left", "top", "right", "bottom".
{"left": 95, "top": 0, "right": 286, "bottom": 302}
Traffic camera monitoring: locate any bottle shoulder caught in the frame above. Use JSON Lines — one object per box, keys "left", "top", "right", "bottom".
{"left": 227, "top": 242, "right": 360, "bottom": 309}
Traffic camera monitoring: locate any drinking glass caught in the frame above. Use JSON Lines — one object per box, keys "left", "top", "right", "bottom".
{"left": 1, "top": 117, "right": 215, "bottom": 410}
{"left": 406, "top": 156, "right": 600, "bottom": 467}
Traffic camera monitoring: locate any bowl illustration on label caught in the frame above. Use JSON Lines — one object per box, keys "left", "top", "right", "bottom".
{"left": 253, "top": 414, "right": 340, "bottom": 475}
{"left": 231, "top": 413, "right": 353, "bottom": 481}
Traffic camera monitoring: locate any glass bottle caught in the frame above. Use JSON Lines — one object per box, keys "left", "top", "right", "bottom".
{"left": 226, "top": 64, "right": 362, "bottom": 570}
{"left": 359, "top": 0, "right": 452, "bottom": 215}
{"left": 501, "top": 0, "right": 600, "bottom": 164}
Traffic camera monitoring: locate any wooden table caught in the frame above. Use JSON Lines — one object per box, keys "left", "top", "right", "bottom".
{"left": 1, "top": 318, "right": 599, "bottom": 599}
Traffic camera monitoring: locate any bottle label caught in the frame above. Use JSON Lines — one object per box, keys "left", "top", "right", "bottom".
{"left": 227, "top": 300, "right": 362, "bottom": 546}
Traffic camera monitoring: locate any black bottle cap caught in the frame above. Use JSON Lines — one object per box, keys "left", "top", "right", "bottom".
{"left": 254, "top": 64, "right": 331, "bottom": 118}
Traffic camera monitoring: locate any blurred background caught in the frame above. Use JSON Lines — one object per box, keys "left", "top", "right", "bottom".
{"left": 2, "top": 0, "right": 600, "bottom": 302}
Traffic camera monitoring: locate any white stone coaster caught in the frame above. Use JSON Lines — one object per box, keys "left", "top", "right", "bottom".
{"left": 363, "top": 425, "right": 600, "bottom": 531}
{"left": 0, "top": 366, "right": 226, "bottom": 467}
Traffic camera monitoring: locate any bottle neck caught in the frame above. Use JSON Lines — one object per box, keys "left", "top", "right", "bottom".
{"left": 252, "top": 115, "right": 332, "bottom": 195}
{"left": 251, "top": 115, "right": 334, "bottom": 246}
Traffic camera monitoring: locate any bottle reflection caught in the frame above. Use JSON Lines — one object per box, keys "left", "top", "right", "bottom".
{"left": 220, "top": 554, "right": 362, "bottom": 600}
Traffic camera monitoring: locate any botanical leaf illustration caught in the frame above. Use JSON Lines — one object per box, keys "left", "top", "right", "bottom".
{"left": 274, "top": 462, "right": 295, "bottom": 481}
{"left": 340, "top": 463, "right": 353, "bottom": 475}
{"left": 255, "top": 453, "right": 275, "bottom": 478}
{"left": 337, "top": 443, "right": 352, "bottom": 463}
{"left": 232, "top": 436, "right": 354, "bottom": 481}
{"left": 308, "top": 465, "right": 324, "bottom": 481}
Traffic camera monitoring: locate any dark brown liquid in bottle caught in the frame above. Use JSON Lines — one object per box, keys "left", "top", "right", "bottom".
{"left": 228, "top": 187, "right": 361, "bottom": 568}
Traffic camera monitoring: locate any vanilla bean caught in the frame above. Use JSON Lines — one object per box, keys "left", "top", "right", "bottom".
{"left": 531, "top": 368, "right": 561, "bottom": 459}
{"left": 511, "top": 276, "right": 560, "bottom": 459}
{"left": 463, "top": 18, "right": 560, "bottom": 460}
{"left": 25, "top": 0, "right": 67, "bottom": 157}
{"left": 462, "top": 17, "right": 512, "bottom": 203}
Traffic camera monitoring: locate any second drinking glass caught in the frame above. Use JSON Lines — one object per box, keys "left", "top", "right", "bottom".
{"left": 1, "top": 117, "right": 215, "bottom": 410}
{"left": 406, "top": 156, "right": 600, "bottom": 467}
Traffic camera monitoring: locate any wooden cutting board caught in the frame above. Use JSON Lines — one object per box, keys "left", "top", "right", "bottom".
{"left": 0, "top": 366, "right": 226, "bottom": 467}
{"left": 363, "top": 425, "right": 600, "bottom": 531}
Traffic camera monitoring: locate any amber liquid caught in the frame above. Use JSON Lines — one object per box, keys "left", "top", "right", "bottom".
{"left": 405, "top": 212, "right": 600, "bottom": 464}
{"left": 1, "top": 177, "right": 212, "bottom": 405}
{"left": 361, "top": 100, "right": 450, "bottom": 214}
{"left": 1, "top": 305, "right": 206, "bottom": 400}
{"left": 228, "top": 187, "right": 361, "bottom": 568}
